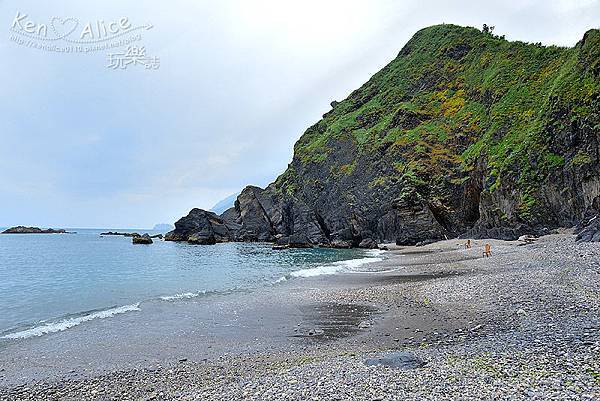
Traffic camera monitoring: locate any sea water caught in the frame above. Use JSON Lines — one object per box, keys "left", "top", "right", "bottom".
{"left": 0, "top": 229, "right": 383, "bottom": 340}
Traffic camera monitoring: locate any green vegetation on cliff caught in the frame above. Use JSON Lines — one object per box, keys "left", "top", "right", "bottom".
{"left": 171, "top": 24, "right": 599, "bottom": 247}
{"left": 285, "top": 24, "right": 599, "bottom": 226}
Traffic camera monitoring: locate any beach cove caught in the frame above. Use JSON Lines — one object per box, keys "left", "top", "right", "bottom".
{"left": 1, "top": 233, "right": 599, "bottom": 400}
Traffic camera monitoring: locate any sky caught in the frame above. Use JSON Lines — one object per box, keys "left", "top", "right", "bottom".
{"left": 0, "top": 0, "right": 598, "bottom": 229}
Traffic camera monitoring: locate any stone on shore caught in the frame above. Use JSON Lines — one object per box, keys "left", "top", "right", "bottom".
{"left": 365, "top": 352, "right": 426, "bottom": 370}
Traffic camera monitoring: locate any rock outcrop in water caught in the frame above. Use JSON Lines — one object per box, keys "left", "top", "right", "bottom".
{"left": 101, "top": 231, "right": 141, "bottom": 237}
{"left": 165, "top": 209, "right": 238, "bottom": 245}
{"left": 2, "top": 226, "right": 68, "bottom": 234}
{"left": 101, "top": 232, "right": 163, "bottom": 239}
{"left": 132, "top": 234, "right": 154, "bottom": 245}
{"left": 167, "top": 25, "right": 599, "bottom": 247}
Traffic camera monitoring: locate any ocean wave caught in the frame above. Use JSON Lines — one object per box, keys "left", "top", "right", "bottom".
{"left": 159, "top": 289, "right": 238, "bottom": 301}
{"left": 159, "top": 292, "right": 203, "bottom": 301}
{"left": 288, "top": 255, "right": 384, "bottom": 279}
{"left": 365, "top": 248, "right": 387, "bottom": 256}
{"left": 1, "top": 303, "right": 141, "bottom": 340}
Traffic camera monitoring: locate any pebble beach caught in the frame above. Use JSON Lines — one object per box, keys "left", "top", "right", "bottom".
{"left": 1, "top": 233, "right": 599, "bottom": 400}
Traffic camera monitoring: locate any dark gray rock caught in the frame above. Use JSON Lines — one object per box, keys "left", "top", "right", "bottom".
{"left": 365, "top": 352, "right": 426, "bottom": 370}
{"left": 358, "top": 238, "right": 378, "bottom": 249}
{"left": 2, "top": 226, "right": 67, "bottom": 234}
{"left": 576, "top": 214, "right": 600, "bottom": 242}
{"left": 234, "top": 186, "right": 276, "bottom": 242}
{"left": 391, "top": 193, "right": 448, "bottom": 246}
{"left": 132, "top": 234, "right": 153, "bottom": 245}
{"left": 288, "top": 234, "right": 313, "bottom": 248}
{"left": 165, "top": 209, "right": 234, "bottom": 245}
{"left": 101, "top": 231, "right": 141, "bottom": 237}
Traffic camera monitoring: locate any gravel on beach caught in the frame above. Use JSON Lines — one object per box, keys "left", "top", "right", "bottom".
{"left": 1, "top": 233, "right": 599, "bottom": 400}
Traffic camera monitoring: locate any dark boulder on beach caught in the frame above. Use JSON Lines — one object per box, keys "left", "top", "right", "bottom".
{"left": 132, "top": 234, "right": 153, "bottom": 245}
{"left": 2, "top": 226, "right": 68, "bottom": 234}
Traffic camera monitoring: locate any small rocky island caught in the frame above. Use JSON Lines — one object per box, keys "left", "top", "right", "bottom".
{"left": 132, "top": 234, "right": 154, "bottom": 245}
{"left": 101, "top": 232, "right": 163, "bottom": 239}
{"left": 1, "top": 226, "right": 69, "bottom": 234}
{"left": 101, "top": 231, "right": 142, "bottom": 237}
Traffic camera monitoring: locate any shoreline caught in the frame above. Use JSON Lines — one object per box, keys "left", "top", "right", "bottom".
{"left": 0, "top": 247, "right": 381, "bottom": 342}
{"left": 1, "top": 233, "right": 599, "bottom": 399}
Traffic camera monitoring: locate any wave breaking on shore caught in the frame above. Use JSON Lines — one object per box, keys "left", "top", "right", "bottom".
{"left": 1, "top": 250, "right": 385, "bottom": 341}
{"left": 279, "top": 249, "right": 385, "bottom": 281}
{"left": 1, "top": 303, "right": 141, "bottom": 340}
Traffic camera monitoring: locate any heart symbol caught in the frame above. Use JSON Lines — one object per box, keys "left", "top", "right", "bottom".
{"left": 50, "top": 17, "right": 79, "bottom": 40}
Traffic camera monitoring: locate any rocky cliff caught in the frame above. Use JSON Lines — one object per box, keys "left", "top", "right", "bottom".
{"left": 167, "top": 24, "right": 600, "bottom": 247}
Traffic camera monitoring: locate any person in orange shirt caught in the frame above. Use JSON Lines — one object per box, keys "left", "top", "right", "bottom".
{"left": 484, "top": 243, "right": 491, "bottom": 257}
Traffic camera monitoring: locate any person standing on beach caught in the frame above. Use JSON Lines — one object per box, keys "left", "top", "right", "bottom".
{"left": 484, "top": 243, "right": 491, "bottom": 257}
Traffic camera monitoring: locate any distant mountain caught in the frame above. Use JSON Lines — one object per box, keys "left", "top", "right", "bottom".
{"left": 168, "top": 24, "right": 599, "bottom": 247}
{"left": 210, "top": 193, "right": 239, "bottom": 215}
{"left": 153, "top": 224, "right": 174, "bottom": 231}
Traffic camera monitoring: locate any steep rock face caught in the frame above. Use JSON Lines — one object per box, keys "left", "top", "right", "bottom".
{"left": 389, "top": 193, "right": 450, "bottom": 245}
{"left": 169, "top": 25, "right": 599, "bottom": 246}
{"left": 233, "top": 186, "right": 276, "bottom": 242}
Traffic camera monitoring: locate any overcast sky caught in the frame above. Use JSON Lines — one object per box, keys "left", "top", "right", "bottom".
{"left": 0, "top": 0, "right": 598, "bottom": 229}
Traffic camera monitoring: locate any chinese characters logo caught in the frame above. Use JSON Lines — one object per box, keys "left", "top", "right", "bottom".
{"left": 107, "top": 46, "right": 160, "bottom": 70}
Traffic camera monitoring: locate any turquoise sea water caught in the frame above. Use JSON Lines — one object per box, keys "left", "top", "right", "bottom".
{"left": 0, "top": 229, "right": 382, "bottom": 340}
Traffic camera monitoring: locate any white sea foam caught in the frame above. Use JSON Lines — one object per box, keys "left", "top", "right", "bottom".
{"left": 290, "top": 255, "right": 384, "bottom": 278}
{"left": 366, "top": 249, "right": 386, "bottom": 257}
{"left": 1, "top": 303, "right": 141, "bottom": 340}
{"left": 160, "top": 292, "right": 202, "bottom": 301}
{"left": 290, "top": 264, "right": 346, "bottom": 278}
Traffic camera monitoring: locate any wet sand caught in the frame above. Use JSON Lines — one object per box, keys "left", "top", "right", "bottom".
{"left": 0, "top": 267, "right": 465, "bottom": 387}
